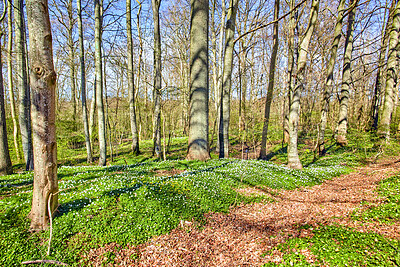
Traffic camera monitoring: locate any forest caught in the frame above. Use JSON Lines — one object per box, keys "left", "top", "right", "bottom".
{"left": 1, "top": 0, "right": 400, "bottom": 265}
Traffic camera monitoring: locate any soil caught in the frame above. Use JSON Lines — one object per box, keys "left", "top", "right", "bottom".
{"left": 82, "top": 157, "right": 400, "bottom": 266}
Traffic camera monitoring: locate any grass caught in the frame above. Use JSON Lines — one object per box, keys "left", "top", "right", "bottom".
{"left": 1, "top": 133, "right": 399, "bottom": 265}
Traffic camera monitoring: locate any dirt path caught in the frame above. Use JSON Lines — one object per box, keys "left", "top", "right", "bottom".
{"left": 85, "top": 157, "right": 400, "bottom": 266}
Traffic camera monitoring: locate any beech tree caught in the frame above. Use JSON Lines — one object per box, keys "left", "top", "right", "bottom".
{"left": 27, "top": 0, "right": 58, "bottom": 231}
{"left": 187, "top": 0, "right": 210, "bottom": 160}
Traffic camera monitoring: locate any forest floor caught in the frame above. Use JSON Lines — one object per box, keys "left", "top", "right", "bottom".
{"left": 83, "top": 156, "right": 400, "bottom": 266}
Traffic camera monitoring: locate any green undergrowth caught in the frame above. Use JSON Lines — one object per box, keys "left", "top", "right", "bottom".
{"left": 0, "top": 156, "right": 350, "bottom": 266}
{"left": 263, "top": 225, "right": 400, "bottom": 266}
{"left": 353, "top": 173, "right": 400, "bottom": 223}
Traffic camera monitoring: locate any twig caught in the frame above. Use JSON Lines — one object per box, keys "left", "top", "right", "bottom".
{"left": 21, "top": 260, "right": 68, "bottom": 266}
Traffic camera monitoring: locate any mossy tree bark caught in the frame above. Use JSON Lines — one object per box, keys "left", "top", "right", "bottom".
{"left": 317, "top": 0, "right": 346, "bottom": 155}
{"left": 187, "top": 0, "right": 211, "bottom": 161}
{"left": 77, "top": 0, "right": 92, "bottom": 163}
{"left": 336, "top": 0, "right": 357, "bottom": 146}
{"left": 15, "top": 0, "right": 33, "bottom": 171}
{"left": 219, "top": 0, "right": 239, "bottom": 158}
{"left": 26, "top": 0, "right": 58, "bottom": 231}
{"left": 152, "top": 0, "right": 162, "bottom": 158}
{"left": 287, "top": 0, "right": 319, "bottom": 169}
{"left": 127, "top": 0, "right": 140, "bottom": 155}
{"left": 378, "top": 0, "right": 400, "bottom": 140}
{"left": 259, "top": 0, "right": 280, "bottom": 159}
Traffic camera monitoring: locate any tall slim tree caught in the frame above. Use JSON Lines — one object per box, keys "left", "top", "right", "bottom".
{"left": 378, "top": 0, "right": 400, "bottom": 140}
{"left": 259, "top": 0, "right": 280, "bottom": 159}
{"left": 317, "top": 0, "right": 346, "bottom": 155}
{"left": 0, "top": 13, "right": 13, "bottom": 175}
{"left": 7, "top": 0, "right": 21, "bottom": 162}
{"left": 152, "top": 0, "right": 162, "bottom": 158}
{"left": 67, "top": 0, "right": 77, "bottom": 129}
{"left": 287, "top": 0, "right": 319, "bottom": 169}
{"left": 95, "top": 0, "right": 106, "bottom": 166}
{"left": 219, "top": 0, "right": 239, "bottom": 158}
{"left": 78, "top": 0, "right": 92, "bottom": 163}
{"left": 127, "top": 0, "right": 140, "bottom": 155}
{"left": 336, "top": 0, "right": 357, "bottom": 146}
{"left": 15, "top": 0, "right": 33, "bottom": 170}
{"left": 187, "top": 0, "right": 210, "bottom": 160}
{"left": 26, "top": 0, "right": 58, "bottom": 231}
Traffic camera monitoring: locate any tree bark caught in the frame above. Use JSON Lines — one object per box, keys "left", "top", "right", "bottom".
{"left": 219, "top": 0, "right": 239, "bottom": 158}
{"left": 127, "top": 0, "right": 140, "bottom": 155}
{"left": 67, "top": 0, "right": 77, "bottom": 130}
{"left": 378, "top": 0, "right": 400, "bottom": 140}
{"left": 26, "top": 0, "right": 58, "bottom": 231}
{"left": 259, "top": 0, "right": 279, "bottom": 159}
{"left": 287, "top": 0, "right": 319, "bottom": 169}
{"left": 317, "top": 0, "right": 346, "bottom": 155}
{"left": 95, "top": 0, "right": 106, "bottom": 166}
{"left": 152, "top": 0, "right": 162, "bottom": 158}
{"left": 15, "top": 0, "right": 33, "bottom": 171}
{"left": 371, "top": 0, "right": 395, "bottom": 131}
{"left": 7, "top": 0, "right": 21, "bottom": 162}
{"left": 0, "top": 31, "right": 13, "bottom": 176}
{"left": 336, "top": 0, "right": 357, "bottom": 146}
{"left": 77, "top": 0, "right": 92, "bottom": 163}
{"left": 187, "top": 0, "right": 210, "bottom": 161}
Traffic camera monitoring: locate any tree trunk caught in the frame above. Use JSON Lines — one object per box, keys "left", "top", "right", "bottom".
{"left": 67, "top": 0, "right": 77, "bottom": 130}
{"left": 7, "top": 0, "right": 21, "bottom": 162}
{"left": 15, "top": 0, "right": 33, "bottom": 171}
{"left": 89, "top": 82, "right": 96, "bottom": 152}
{"left": 26, "top": 0, "right": 58, "bottom": 231}
{"left": 317, "top": 0, "right": 346, "bottom": 155}
{"left": 219, "top": 0, "right": 239, "bottom": 158}
{"left": 378, "top": 0, "right": 400, "bottom": 140}
{"left": 95, "top": 0, "right": 106, "bottom": 166}
{"left": 127, "top": 0, "right": 140, "bottom": 155}
{"left": 0, "top": 33, "right": 13, "bottom": 176}
{"left": 77, "top": 0, "right": 92, "bottom": 163}
{"left": 152, "top": 0, "right": 162, "bottom": 158}
{"left": 336, "top": 0, "right": 357, "bottom": 146}
{"left": 187, "top": 0, "right": 210, "bottom": 161}
{"left": 287, "top": 0, "right": 319, "bottom": 169}
{"left": 259, "top": 0, "right": 279, "bottom": 159}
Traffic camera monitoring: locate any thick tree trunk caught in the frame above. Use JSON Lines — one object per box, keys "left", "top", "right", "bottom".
{"left": 287, "top": 0, "right": 319, "bottom": 169}
{"left": 219, "top": 0, "right": 238, "bottom": 158}
{"left": 26, "top": 0, "right": 58, "bottom": 231}
{"left": 127, "top": 0, "right": 140, "bottom": 155}
{"left": 259, "top": 0, "right": 279, "bottom": 159}
{"left": 152, "top": 0, "right": 162, "bottom": 158}
{"left": 7, "top": 0, "right": 21, "bottom": 162}
{"left": 77, "top": 0, "right": 92, "bottom": 163}
{"left": 187, "top": 0, "right": 210, "bottom": 161}
{"left": 0, "top": 36, "right": 13, "bottom": 176}
{"left": 317, "top": 0, "right": 346, "bottom": 155}
{"left": 95, "top": 0, "right": 106, "bottom": 166}
{"left": 336, "top": 0, "right": 357, "bottom": 146}
{"left": 378, "top": 0, "right": 400, "bottom": 140}
{"left": 15, "top": 0, "right": 33, "bottom": 171}
{"left": 371, "top": 1, "right": 395, "bottom": 131}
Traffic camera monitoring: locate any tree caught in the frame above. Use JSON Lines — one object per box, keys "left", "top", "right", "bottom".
{"left": 378, "top": 0, "right": 400, "bottom": 140}
{"left": 127, "top": 0, "right": 139, "bottom": 155}
{"left": 27, "top": 0, "right": 58, "bottom": 231}
{"left": 259, "top": 0, "right": 280, "bottom": 159}
{"left": 15, "top": 0, "right": 33, "bottom": 170}
{"left": 152, "top": 0, "right": 162, "bottom": 158}
{"left": 0, "top": 5, "right": 12, "bottom": 176}
{"left": 78, "top": 0, "right": 92, "bottom": 163}
{"left": 336, "top": 0, "right": 357, "bottom": 146}
{"left": 287, "top": 0, "right": 320, "bottom": 169}
{"left": 219, "top": 0, "right": 239, "bottom": 158}
{"left": 317, "top": 0, "right": 346, "bottom": 155}
{"left": 187, "top": 0, "right": 210, "bottom": 161}
{"left": 95, "top": 0, "right": 106, "bottom": 166}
